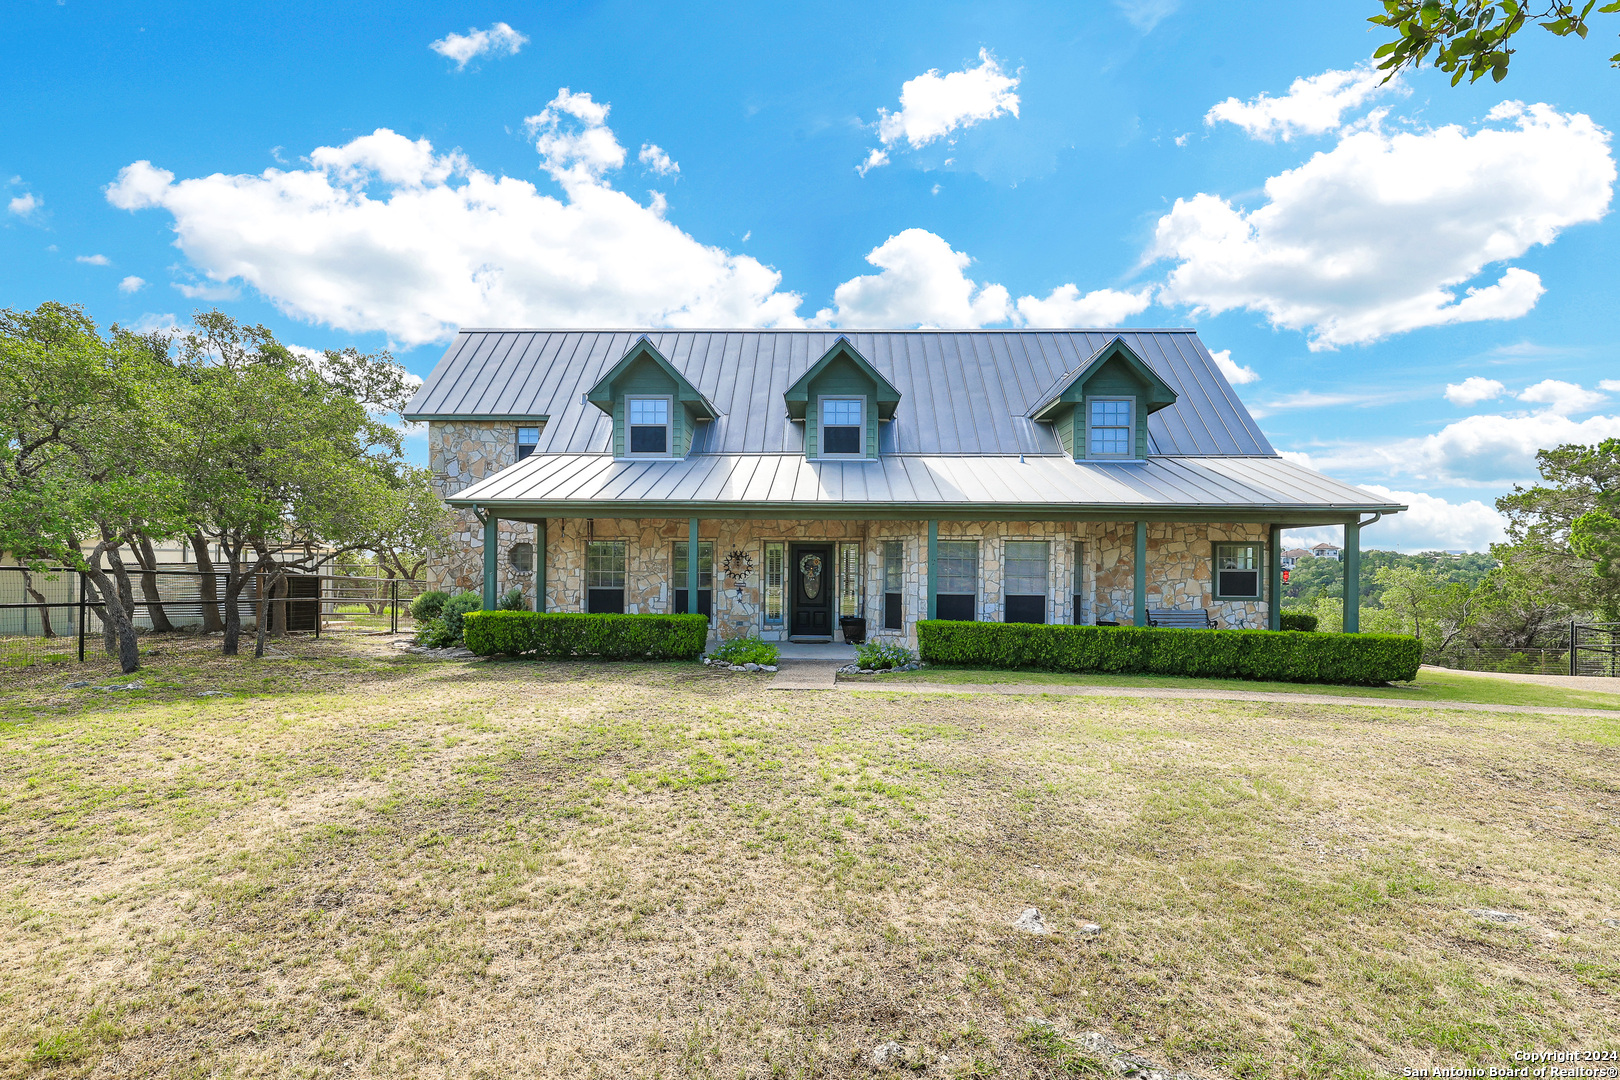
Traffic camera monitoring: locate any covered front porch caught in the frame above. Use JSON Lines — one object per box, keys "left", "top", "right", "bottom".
{"left": 463, "top": 510, "right": 1380, "bottom": 645}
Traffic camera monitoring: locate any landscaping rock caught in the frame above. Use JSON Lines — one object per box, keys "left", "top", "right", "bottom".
{"left": 729, "top": 664, "right": 747, "bottom": 672}
{"left": 1078, "top": 922, "right": 1102, "bottom": 935}
{"left": 101, "top": 681, "right": 145, "bottom": 692}
{"left": 1467, "top": 908, "right": 1522, "bottom": 923}
{"left": 64, "top": 681, "right": 92, "bottom": 689}
{"left": 197, "top": 690, "right": 233, "bottom": 698}
{"left": 859, "top": 668, "right": 875, "bottom": 674}
{"left": 871, "top": 1041, "right": 909, "bottom": 1067}
{"left": 761, "top": 665, "right": 778, "bottom": 672}
{"left": 1600, "top": 918, "right": 1619, "bottom": 928}
{"left": 1074, "top": 1032, "right": 1210, "bottom": 1080}
{"left": 1015, "top": 907, "right": 1050, "bottom": 935}
{"left": 744, "top": 662, "right": 761, "bottom": 671}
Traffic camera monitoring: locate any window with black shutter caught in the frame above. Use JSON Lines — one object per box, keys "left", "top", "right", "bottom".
{"left": 882, "top": 540, "right": 903, "bottom": 630}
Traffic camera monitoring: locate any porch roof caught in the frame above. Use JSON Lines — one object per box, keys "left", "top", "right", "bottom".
{"left": 448, "top": 452, "right": 1405, "bottom": 524}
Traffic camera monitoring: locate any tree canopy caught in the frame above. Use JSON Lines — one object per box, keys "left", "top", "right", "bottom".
{"left": 1370, "top": 1, "right": 1620, "bottom": 84}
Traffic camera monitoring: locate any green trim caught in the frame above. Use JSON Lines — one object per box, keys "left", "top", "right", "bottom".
{"left": 536, "top": 519, "right": 547, "bottom": 614}
{"left": 1133, "top": 521, "right": 1147, "bottom": 627}
{"left": 688, "top": 518, "right": 701, "bottom": 625}
{"left": 784, "top": 338, "right": 901, "bottom": 422}
{"left": 1267, "top": 525, "right": 1281, "bottom": 630}
{"left": 1029, "top": 337, "right": 1177, "bottom": 422}
{"left": 586, "top": 338, "right": 719, "bottom": 420}
{"left": 1344, "top": 520, "right": 1361, "bottom": 633}
{"left": 927, "top": 520, "right": 938, "bottom": 621}
{"left": 482, "top": 513, "right": 498, "bottom": 611}
{"left": 1211, "top": 540, "right": 1265, "bottom": 602}
{"left": 406, "top": 413, "right": 549, "bottom": 423}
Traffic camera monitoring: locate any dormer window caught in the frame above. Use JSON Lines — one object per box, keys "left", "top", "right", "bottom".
{"left": 819, "top": 397, "right": 864, "bottom": 458}
{"left": 1087, "top": 398, "right": 1135, "bottom": 459}
{"left": 627, "top": 396, "right": 672, "bottom": 456}
{"left": 516, "top": 426, "right": 540, "bottom": 460}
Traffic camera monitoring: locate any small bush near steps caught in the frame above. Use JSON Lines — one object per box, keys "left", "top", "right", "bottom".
{"left": 707, "top": 636, "right": 779, "bottom": 666}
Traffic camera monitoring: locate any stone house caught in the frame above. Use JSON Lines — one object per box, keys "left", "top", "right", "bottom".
{"left": 404, "top": 330, "right": 1403, "bottom": 644}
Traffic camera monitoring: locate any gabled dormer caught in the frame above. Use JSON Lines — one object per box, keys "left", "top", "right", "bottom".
{"left": 1027, "top": 337, "right": 1177, "bottom": 462}
{"left": 783, "top": 338, "right": 902, "bottom": 460}
{"left": 587, "top": 338, "right": 719, "bottom": 459}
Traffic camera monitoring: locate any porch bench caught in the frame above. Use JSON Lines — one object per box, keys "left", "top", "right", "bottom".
{"left": 1147, "top": 609, "right": 1217, "bottom": 629}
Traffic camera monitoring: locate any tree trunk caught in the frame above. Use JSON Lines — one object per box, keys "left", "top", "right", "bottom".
{"left": 19, "top": 569, "right": 56, "bottom": 638}
{"left": 128, "top": 532, "right": 175, "bottom": 633}
{"left": 100, "top": 529, "right": 138, "bottom": 650}
{"left": 255, "top": 569, "right": 285, "bottom": 659}
{"left": 192, "top": 531, "right": 224, "bottom": 632}
{"left": 81, "top": 562, "right": 140, "bottom": 674}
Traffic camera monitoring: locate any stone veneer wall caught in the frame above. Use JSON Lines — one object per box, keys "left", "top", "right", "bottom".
{"left": 540, "top": 517, "right": 1270, "bottom": 645}
{"left": 427, "top": 420, "right": 540, "bottom": 602}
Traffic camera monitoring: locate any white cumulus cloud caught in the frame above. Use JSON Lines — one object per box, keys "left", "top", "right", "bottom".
{"left": 1014, "top": 284, "right": 1153, "bottom": 328}
{"left": 1205, "top": 64, "right": 1397, "bottom": 141}
{"left": 1285, "top": 487, "right": 1507, "bottom": 553}
{"left": 1517, "top": 378, "right": 1607, "bottom": 415}
{"left": 815, "top": 229, "right": 1151, "bottom": 330}
{"left": 76, "top": 254, "right": 111, "bottom": 266}
{"left": 118, "top": 275, "right": 146, "bottom": 293}
{"left": 1444, "top": 376, "right": 1506, "bottom": 405}
{"left": 106, "top": 92, "right": 804, "bottom": 346}
{"left": 637, "top": 143, "right": 678, "bottom": 176}
{"left": 429, "top": 22, "right": 528, "bottom": 70}
{"left": 861, "top": 49, "right": 1019, "bottom": 171}
{"left": 1208, "top": 348, "right": 1259, "bottom": 385}
{"left": 1601, "top": 379, "right": 1620, "bottom": 392}
{"left": 1114, "top": 0, "right": 1179, "bottom": 31}
{"left": 1324, "top": 409, "right": 1620, "bottom": 487}
{"left": 8, "top": 192, "right": 41, "bottom": 218}
{"left": 1152, "top": 100, "right": 1614, "bottom": 350}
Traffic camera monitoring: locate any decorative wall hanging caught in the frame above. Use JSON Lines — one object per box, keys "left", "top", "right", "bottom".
{"left": 799, "top": 553, "right": 823, "bottom": 599}
{"left": 723, "top": 549, "right": 754, "bottom": 598}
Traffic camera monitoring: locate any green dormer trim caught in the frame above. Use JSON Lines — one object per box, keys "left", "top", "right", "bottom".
{"left": 1027, "top": 337, "right": 1177, "bottom": 462}
{"left": 784, "top": 338, "right": 901, "bottom": 460}
{"left": 587, "top": 338, "right": 719, "bottom": 458}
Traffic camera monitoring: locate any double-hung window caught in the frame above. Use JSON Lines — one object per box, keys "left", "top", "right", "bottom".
{"left": 586, "top": 540, "right": 627, "bottom": 614}
{"left": 1214, "top": 542, "right": 1263, "bottom": 601}
{"left": 882, "top": 540, "right": 904, "bottom": 630}
{"left": 762, "top": 542, "right": 785, "bottom": 628}
{"left": 516, "top": 425, "right": 540, "bottom": 460}
{"left": 1004, "top": 541, "right": 1048, "bottom": 624}
{"left": 672, "top": 540, "right": 714, "bottom": 617}
{"left": 1087, "top": 398, "right": 1134, "bottom": 459}
{"left": 627, "top": 396, "right": 672, "bottom": 456}
{"left": 819, "top": 397, "right": 864, "bottom": 457}
{"left": 935, "top": 540, "right": 978, "bottom": 622}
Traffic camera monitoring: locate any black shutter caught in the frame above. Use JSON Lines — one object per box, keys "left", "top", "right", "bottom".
{"left": 883, "top": 592, "right": 902, "bottom": 630}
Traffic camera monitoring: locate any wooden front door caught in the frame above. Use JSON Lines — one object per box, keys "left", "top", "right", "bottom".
{"left": 790, "top": 544, "right": 833, "bottom": 638}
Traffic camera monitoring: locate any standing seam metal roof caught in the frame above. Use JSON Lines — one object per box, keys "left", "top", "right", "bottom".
{"left": 403, "top": 329, "right": 1278, "bottom": 458}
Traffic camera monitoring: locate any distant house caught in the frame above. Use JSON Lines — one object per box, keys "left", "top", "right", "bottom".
{"left": 1312, "top": 542, "right": 1342, "bottom": 562}
{"left": 1279, "top": 548, "right": 1312, "bottom": 570}
{"left": 404, "top": 330, "right": 1404, "bottom": 641}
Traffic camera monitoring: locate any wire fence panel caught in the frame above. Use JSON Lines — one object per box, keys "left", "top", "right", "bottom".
{"left": 1427, "top": 648, "right": 1573, "bottom": 676}
{"left": 1, "top": 566, "right": 429, "bottom": 669}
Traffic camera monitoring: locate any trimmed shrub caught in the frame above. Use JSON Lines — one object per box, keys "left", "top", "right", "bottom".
{"left": 498, "top": 587, "right": 529, "bottom": 612}
{"left": 409, "top": 590, "right": 450, "bottom": 623}
{"left": 709, "top": 636, "right": 779, "bottom": 666}
{"left": 1279, "top": 610, "right": 1319, "bottom": 632}
{"left": 439, "top": 591, "right": 484, "bottom": 642}
{"left": 854, "top": 640, "right": 915, "bottom": 670}
{"left": 916, "top": 621, "right": 1419, "bottom": 685}
{"left": 463, "top": 612, "right": 709, "bottom": 661}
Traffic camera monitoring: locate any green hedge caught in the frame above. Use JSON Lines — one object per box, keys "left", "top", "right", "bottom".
{"left": 1279, "top": 610, "right": 1319, "bottom": 632}
{"left": 916, "top": 620, "right": 1420, "bottom": 685}
{"left": 463, "top": 611, "right": 709, "bottom": 661}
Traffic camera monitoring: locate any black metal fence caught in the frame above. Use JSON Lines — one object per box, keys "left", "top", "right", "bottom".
{"left": 1425, "top": 620, "right": 1620, "bottom": 678}
{"left": 1, "top": 566, "right": 428, "bottom": 669}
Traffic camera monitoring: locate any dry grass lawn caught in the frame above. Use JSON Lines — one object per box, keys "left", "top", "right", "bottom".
{"left": 0, "top": 635, "right": 1617, "bottom": 1079}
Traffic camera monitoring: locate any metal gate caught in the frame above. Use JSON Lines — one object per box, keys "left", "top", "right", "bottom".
{"left": 1571, "top": 621, "right": 1620, "bottom": 677}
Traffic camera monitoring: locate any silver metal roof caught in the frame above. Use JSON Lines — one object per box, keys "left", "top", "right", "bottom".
{"left": 448, "top": 452, "right": 1404, "bottom": 521}
{"left": 403, "top": 329, "right": 1276, "bottom": 457}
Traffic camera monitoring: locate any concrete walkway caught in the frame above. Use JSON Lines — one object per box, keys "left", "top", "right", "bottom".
{"left": 1419, "top": 663, "right": 1620, "bottom": 693}
{"left": 834, "top": 679, "right": 1620, "bottom": 719}
{"left": 765, "top": 659, "right": 840, "bottom": 690}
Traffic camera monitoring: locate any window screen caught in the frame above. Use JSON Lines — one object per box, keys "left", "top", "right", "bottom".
{"left": 821, "top": 398, "right": 863, "bottom": 456}
{"left": 628, "top": 397, "right": 670, "bottom": 455}
{"left": 516, "top": 426, "right": 540, "bottom": 460}
{"left": 1088, "top": 399, "right": 1133, "bottom": 458}
{"left": 586, "top": 540, "right": 626, "bottom": 614}
{"left": 882, "top": 540, "right": 903, "bottom": 630}
{"left": 1214, "top": 543, "right": 1262, "bottom": 600}
{"left": 763, "top": 542, "right": 785, "bottom": 627}
{"left": 673, "top": 540, "right": 714, "bottom": 617}
{"left": 936, "top": 540, "right": 977, "bottom": 621}
{"left": 837, "top": 542, "right": 862, "bottom": 618}
{"left": 1004, "top": 540, "right": 1048, "bottom": 624}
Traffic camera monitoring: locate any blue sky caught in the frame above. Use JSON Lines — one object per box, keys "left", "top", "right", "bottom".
{"left": 4, "top": 0, "right": 1617, "bottom": 552}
